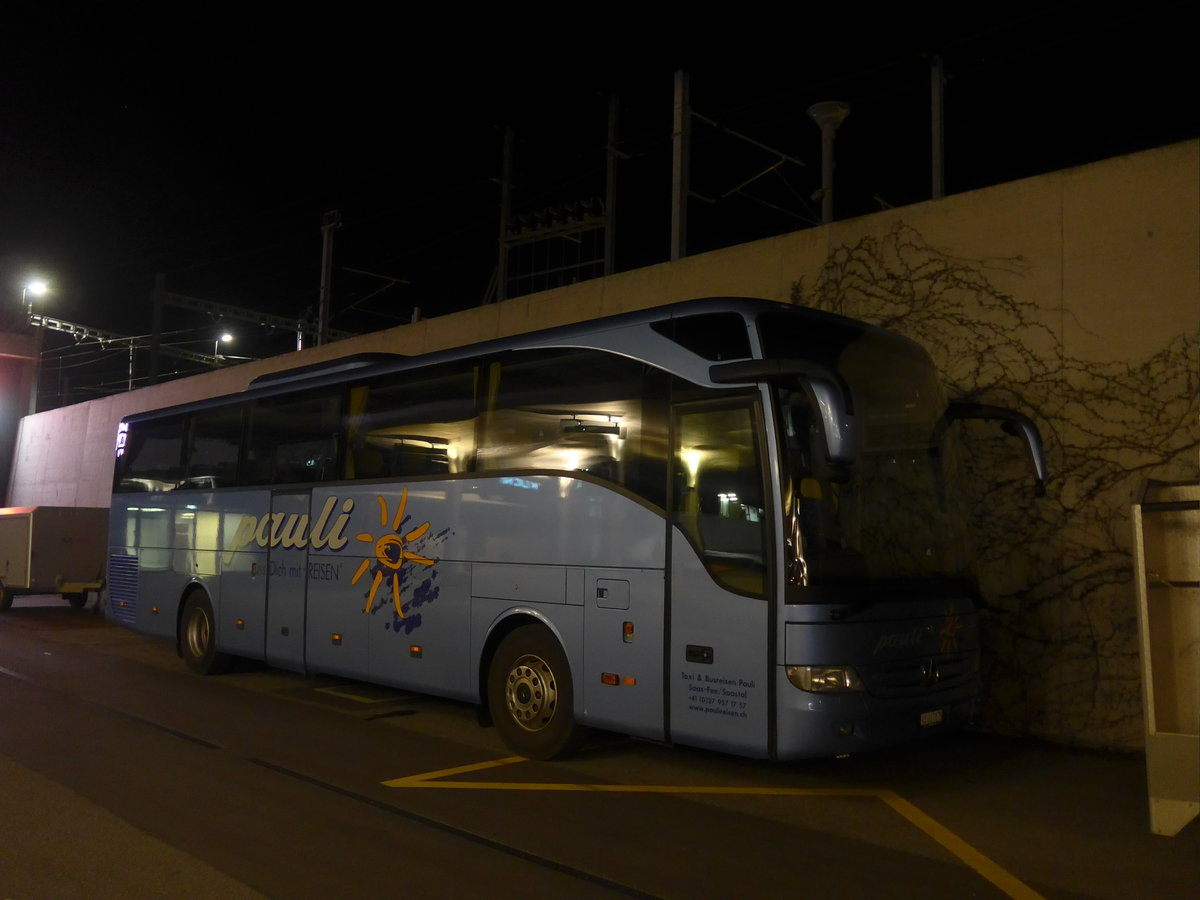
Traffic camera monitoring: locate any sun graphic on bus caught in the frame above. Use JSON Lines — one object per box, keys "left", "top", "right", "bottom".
{"left": 351, "top": 487, "right": 435, "bottom": 618}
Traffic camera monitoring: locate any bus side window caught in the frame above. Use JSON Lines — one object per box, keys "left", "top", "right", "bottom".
{"left": 673, "top": 401, "right": 768, "bottom": 597}
{"left": 247, "top": 391, "right": 343, "bottom": 485}
{"left": 185, "top": 406, "right": 243, "bottom": 488}
{"left": 478, "top": 348, "right": 665, "bottom": 507}
{"left": 349, "top": 365, "right": 479, "bottom": 480}
{"left": 116, "top": 416, "right": 186, "bottom": 492}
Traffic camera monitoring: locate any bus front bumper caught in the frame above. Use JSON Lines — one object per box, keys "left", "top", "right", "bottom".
{"left": 773, "top": 665, "right": 979, "bottom": 760}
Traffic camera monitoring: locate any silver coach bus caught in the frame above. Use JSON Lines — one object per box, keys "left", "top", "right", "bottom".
{"left": 108, "top": 298, "right": 1045, "bottom": 760}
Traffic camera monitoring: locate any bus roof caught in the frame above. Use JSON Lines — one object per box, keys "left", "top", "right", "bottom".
{"left": 119, "top": 297, "right": 911, "bottom": 424}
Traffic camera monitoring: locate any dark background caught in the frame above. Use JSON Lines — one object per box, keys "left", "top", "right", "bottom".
{"left": 1, "top": 4, "right": 1194, "bottom": 403}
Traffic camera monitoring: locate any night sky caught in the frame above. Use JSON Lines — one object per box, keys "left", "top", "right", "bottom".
{"left": 1, "top": 4, "right": 1194, "bottom": 403}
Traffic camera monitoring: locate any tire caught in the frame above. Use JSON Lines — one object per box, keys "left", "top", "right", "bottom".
{"left": 66, "top": 592, "right": 87, "bottom": 609}
{"left": 0, "top": 585, "right": 11, "bottom": 612}
{"left": 487, "top": 624, "right": 583, "bottom": 760}
{"left": 179, "top": 591, "right": 234, "bottom": 675}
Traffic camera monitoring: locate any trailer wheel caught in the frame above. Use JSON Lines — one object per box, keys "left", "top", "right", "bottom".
{"left": 0, "top": 585, "right": 11, "bottom": 612}
{"left": 180, "top": 591, "right": 234, "bottom": 675}
{"left": 66, "top": 592, "right": 87, "bottom": 609}
{"left": 487, "top": 624, "right": 583, "bottom": 760}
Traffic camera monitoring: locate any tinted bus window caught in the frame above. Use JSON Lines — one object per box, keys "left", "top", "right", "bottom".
{"left": 651, "top": 312, "right": 752, "bottom": 361}
{"left": 184, "top": 406, "right": 243, "bottom": 489}
{"left": 673, "top": 400, "right": 768, "bottom": 597}
{"left": 347, "top": 364, "right": 479, "bottom": 479}
{"left": 116, "top": 416, "right": 186, "bottom": 492}
{"left": 479, "top": 349, "right": 667, "bottom": 506}
{"left": 246, "top": 391, "right": 343, "bottom": 485}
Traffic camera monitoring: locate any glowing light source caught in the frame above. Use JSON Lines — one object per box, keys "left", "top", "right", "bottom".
{"left": 22, "top": 279, "right": 49, "bottom": 317}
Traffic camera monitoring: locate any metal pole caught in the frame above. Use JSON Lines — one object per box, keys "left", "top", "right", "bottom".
{"left": 149, "top": 272, "right": 164, "bottom": 384}
{"left": 27, "top": 324, "right": 43, "bottom": 415}
{"left": 671, "top": 70, "right": 690, "bottom": 260}
{"left": 496, "top": 126, "right": 514, "bottom": 304}
{"left": 317, "top": 210, "right": 341, "bottom": 346}
{"left": 807, "top": 101, "right": 850, "bottom": 225}
{"left": 604, "top": 94, "right": 619, "bottom": 276}
{"left": 931, "top": 55, "right": 945, "bottom": 199}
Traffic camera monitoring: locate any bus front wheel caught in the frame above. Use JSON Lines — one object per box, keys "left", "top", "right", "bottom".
{"left": 180, "top": 592, "right": 234, "bottom": 675}
{"left": 487, "top": 625, "right": 583, "bottom": 760}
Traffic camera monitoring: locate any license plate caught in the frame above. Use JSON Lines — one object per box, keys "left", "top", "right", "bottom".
{"left": 919, "top": 709, "right": 944, "bottom": 727}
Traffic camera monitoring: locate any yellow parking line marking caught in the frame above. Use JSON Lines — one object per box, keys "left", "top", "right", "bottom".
{"left": 382, "top": 757, "right": 1046, "bottom": 900}
{"left": 385, "top": 757, "right": 875, "bottom": 795}
{"left": 383, "top": 756, "right": 526, "bottom": 786}
{"left": 393, "top": 779, "right": 879, "bottom": 797}
{"left": 880, "top": 791, "right": 1045, "bottom": 900}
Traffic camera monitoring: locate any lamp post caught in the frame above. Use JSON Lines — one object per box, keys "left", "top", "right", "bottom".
{"left": 20, "top": 280, "right": 49, "bottom": 413}
{"left": 807, "top": 101, "right": 850, "bottom": 225}
{"left": 214, "top": 331, "right": 233, "bottom": 363}
{"left": 22, "top": 280, "right": 48, "bottom": 320}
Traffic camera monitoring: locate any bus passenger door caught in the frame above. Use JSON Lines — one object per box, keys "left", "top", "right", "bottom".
{"left": 265, "top": 491, "right": 309, "bottom": 671}
{"left": 667, "top": 399, "right": 772, "bottom": 758}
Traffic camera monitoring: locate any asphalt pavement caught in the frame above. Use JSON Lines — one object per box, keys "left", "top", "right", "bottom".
{"left": 1, "top": 595, "right": 1196, "bottom": 899}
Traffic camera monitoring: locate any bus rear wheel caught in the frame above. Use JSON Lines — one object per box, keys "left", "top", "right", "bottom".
{"left": 487, "top": 625, "right": 583, "bottom": 760}
{"left": 180, "top": 592, "right": 234, "bottom": 675}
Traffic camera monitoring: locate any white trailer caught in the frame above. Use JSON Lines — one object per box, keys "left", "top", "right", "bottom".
{"left": 0, "top": 506, "right": 107, "bottom": 610}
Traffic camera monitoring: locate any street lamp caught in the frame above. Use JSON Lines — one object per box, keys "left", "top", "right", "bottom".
{"left": 19, "top": 280, "right": 50, "bottom": 414}
{"left": 22, "top": 280, "right": 48, "bottom": 319}
{"left": 215, "top": 331, "right": 233, "bottom": 362}
{"left": 807, "top": 101, "right": 850, "bottom": 225}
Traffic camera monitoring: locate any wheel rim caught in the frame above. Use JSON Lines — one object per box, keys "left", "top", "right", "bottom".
{"left": 504, "top": 653, "right": 558, "bottom": 732}
{"left": 185, "top": 605, "right": 211, "bottom": 659}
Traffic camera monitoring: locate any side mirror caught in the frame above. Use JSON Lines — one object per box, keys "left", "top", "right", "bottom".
{"left": 710, "top": 360, "right": 856, "bottom": 464}
{"left": 947, "top": 401, "right": 1047, "bottom": 497}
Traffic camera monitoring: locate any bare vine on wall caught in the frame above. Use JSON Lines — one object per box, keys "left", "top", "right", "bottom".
{"left": 792, "top": 221, "right": 1199, "bottom": 748}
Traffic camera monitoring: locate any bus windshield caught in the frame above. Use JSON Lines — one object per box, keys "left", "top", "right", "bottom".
{"left": 761, "top": 314, "right": 970, "bottom": 587}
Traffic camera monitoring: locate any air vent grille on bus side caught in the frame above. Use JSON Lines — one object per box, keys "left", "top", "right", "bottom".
{"left": 107, "top": 554, "right": 138, "bottom": 625}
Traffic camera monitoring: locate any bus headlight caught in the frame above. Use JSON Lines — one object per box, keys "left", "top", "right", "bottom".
{"left": 786, "top": 665, "right": 864, "bottom": 692}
